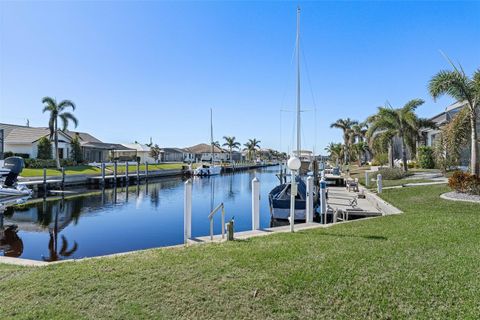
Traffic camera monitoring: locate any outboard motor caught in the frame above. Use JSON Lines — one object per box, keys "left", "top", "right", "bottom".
{"left": 2, "top": 157, "right": 25, "bottom": 187}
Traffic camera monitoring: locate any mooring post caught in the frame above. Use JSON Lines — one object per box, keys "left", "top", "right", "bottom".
{"left": 145, "top": 162, "right": 149, "bottom": 179}
{"left": 365, "top": 171, "right": 369, "bottom": 188}
{"left": 61, "top": 167, "right": 65, "bottom": 189}
{"left": 136, "top": 161, "right": 140, "bottom": 180}
{"left": 377, "top": 174, "right": 383, "bottom": 194}
{"left": 101, "top": 162, "right": 105, "bottom": 185}
{"left": 125, "top": 161, "right": 129, "bottom": 182}
{"left": 184, "top": 179, "right": 192, "bottom": 244}
{"left": 251, "top": 177, "right": 260, "bottom": 230}
{"left": 320, "top": 178, "right": 327, "bottom": 224}
{"left": 113, "top": 161, "right": 118, "bottom": 184}
{"left": 43, "top": 167, "right": 47, "bottom": 192}
{"left": 306, "top": 176, "right": 314, "bottom": 223}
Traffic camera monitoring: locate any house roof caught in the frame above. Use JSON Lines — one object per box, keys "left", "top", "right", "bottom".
{"left": 184, "top": 143, "right": 225, "bottom": 154}
{"left": 121, "top": 143, "right": 151, "bottom": 152}
{"left": 0, "top": 123, "right": 103, "bottom": 144}
{"left": 160, "top": 147, "right": 186, "bottom": 153}
{"left": 81, "top": 142, "right": 133, "bottom": 151}
{"left": 428, "top": 100, "right": 467, "bottom": 125}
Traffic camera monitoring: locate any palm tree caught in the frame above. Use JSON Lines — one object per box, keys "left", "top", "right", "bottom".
{"left": 244, "top": 138, "right": 261, "bottom": 161}
{"left": 353, "top": 141, "right": 370, "bottom": 166}
{"left": 325, "top": 142, "right": 343, "bottom": 166}
{"left": 367, "top": 99, "right": 425, "bottom": 172}
{"left": 222, "top": 136, "right": 241, "bottom": 163}
{"left": 42, "top": 97, "right": 78, "bottom": 169}
{"left": 429, "top": 62, "right": 479, "bottom": 175}
{"left": 330, "top": 118, "right": 358, "bottom": 164}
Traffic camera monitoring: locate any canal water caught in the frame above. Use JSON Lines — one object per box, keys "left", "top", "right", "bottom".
{"left": 1, "top": 166, "right": 286, "bottom": 261}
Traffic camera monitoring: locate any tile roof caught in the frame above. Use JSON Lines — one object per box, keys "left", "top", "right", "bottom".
{"left": 184, "top": 143, "right": 225, "bottom": 154}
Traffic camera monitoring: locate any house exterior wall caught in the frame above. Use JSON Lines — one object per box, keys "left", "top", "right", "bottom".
{"left": 163, "top": 152, "right": 184, "bottom": 162}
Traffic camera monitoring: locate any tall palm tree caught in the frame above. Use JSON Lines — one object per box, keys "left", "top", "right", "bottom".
{"left": 42, "top": 97, "right": 78, "bottom": 169}
{"left": 429, "top": 62, "right": 479, "bottom": 175}
{"left": 367, "top": 99, "right": 425, "bottom": 172}
{"left": 222, "top": 136, "right": 241, "bottom": 163}
{"left": 325, "top": 142, "right": 343, "bottom": 165}
{"left": 244, "top": 138, "right": 261, "bottom": 161}
{"left": 330, "top": 118, "right": 358, "bottom": 164}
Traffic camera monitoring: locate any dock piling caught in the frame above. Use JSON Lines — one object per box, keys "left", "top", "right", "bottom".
{"left": 113, "top": 161, "right": 118, "bottom": 184}
{"left": 125, "top": 161, "right": 129, "bottom": 182}
{"left": 184, "top": 179, "right": 192, "bottom": 244}
{"left": 61, "top": 167, "right": 65, "bottom": 189}
{"left": 43, "top": 167, "right": 47, "bottom": 192}
{"left": 101, "top": 162, "right": 105, "bottom": 185}
{"left": 306, "top": 176, "right": 313, "bottom": 223}
{"left": 251, "top": 177, "right": 260, "bottom": 230}
{"left": 377, "top": 174, "right": 382, "bottom": 194}
{"left": 145, "top": 162, "right": 149, "bottom": 179}
{"left": 320, "top": 178, "right": 327, "bottom": 224}
{"left": 136, "top": 162, "right": 140, "bottom": 180}
{"left": 365, "top": 171, "right": 369, "bottom": 188}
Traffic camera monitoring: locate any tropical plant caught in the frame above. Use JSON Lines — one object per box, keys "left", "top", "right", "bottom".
{"left": 42, "top": 97, "right": 78, "bottom": 169}
{"left": 37, "top": 136, "right": 52, "bottom": 160}
{"left": 418, "top": 146, "right": 435, "bottom": 169}
{"left": 222, "top": 136, "right": 241, "bottom": 163}
{"left": 367, "top": 99, "right": 425, "bottom": 172}
{"left": 70, "top": 135, "right": 83, "bottom": 163}
{"left": 353, "top": 141, "right": 369, "bottom": 166}
{"left": 325, "top": 142, "right": 343, "bottom": 165}
{"left": 244, "top": 138, "right": 261, "bottom": 161}
{"left": 150, "top": 144, "right": 161, "bottom": 162}
{"left": 330, "top": 118, "right": 358, "bottom": 164}
{"left": 429, "top": 61, "right": 479, "bottom": 175}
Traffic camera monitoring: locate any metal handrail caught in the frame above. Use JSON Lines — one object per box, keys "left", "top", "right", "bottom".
{"left": 208, "top": 202, "right": 225, "bottom": 240}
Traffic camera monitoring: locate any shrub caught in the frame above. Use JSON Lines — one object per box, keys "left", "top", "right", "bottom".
{"left": 371, "top": 153, "right": 388, "bottom": 166}
{"left": 418, "top": 146, "right": 435, "bottom": 169}
{"left": 377, "top": 167, "right": 405, "bottom": 180}
{"left": 448, "top": 171, "right": 480, "bottom": 195}
{"left": 25, "top": 158, "right": 76, "bottom": 169}
{"left": 3, "top": 151, "right": 30, "bottom": 159}
{"left": 37, "top": 136, "right": 53, "bottom": 160}
{"left": 70, "top": 136, "right": 83, "bottom": 163}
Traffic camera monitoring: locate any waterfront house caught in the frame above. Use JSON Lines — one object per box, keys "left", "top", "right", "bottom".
{"left": 0, "top": 123, "right": 133, "bottom": 162}
{"left": 184, "top": 143, "right": 228, "bottom": 162}
{"left": 115, "top": 143, "right": 154, "bottom": 163}
{"left": 159, "top": 148, "right": 188, "bottom": 162}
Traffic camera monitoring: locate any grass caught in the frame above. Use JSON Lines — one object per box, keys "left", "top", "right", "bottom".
{"left": 105, "top": 163, "right": 184, "bottom": 173}
{"left": 1, "top": 184, "right": 479, "bottom": 318}
{"left": 21, "top": 165, "right": 101, "bottom": 177}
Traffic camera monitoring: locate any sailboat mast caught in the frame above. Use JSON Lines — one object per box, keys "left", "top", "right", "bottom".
{"left": 296, "top": 6, "right": 301, "bottom": 156}
{"left": 210, "top": 108, "right": 214, "bottom": 164}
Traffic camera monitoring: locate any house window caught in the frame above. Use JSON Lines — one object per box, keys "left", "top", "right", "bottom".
{"left": 59, "top": 148, "right": 64, "bottom": 159}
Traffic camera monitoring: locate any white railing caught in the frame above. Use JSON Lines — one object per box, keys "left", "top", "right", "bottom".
{"left": 208, "top": 202, "right": 225, "bottom": 241}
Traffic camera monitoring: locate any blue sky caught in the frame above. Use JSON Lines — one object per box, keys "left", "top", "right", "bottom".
{"left": 1, "top": 1, "right": 479, "bottom": 154}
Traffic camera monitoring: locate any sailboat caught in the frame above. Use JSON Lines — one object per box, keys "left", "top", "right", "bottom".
{"left": 193, "top": 108, "right": 222, "bottom": 176}
{"left": 269, "top": 7, "right": 317, "bottom": 220}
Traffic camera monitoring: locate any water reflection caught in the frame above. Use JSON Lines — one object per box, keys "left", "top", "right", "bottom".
{"left": 2, "top": 167, "right": 284, "bottom": 261}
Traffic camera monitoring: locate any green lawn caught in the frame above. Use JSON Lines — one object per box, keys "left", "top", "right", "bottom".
{"left": 106, "top": 163, "right": 184, "bottom": 173}
{"left": 21, "top": 165, "right": 102, "bottom": 177}
{"left": 1, "top": 185, "right": 479, "bottom": 319}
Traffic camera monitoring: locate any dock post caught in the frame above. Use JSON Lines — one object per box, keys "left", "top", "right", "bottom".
{"left": 136, "top": 161, "right": 140, "bottom": 181}
{"left": 145, "top": 162, "right": 149, "bottom": 179}
{"left": 43, "top": 167, "right": 47, "bottom": 192}
{"left": 251, "top": 177, "right": 260, "bottom": 230}
{"left": 125, "top": 161, "right": 129, "bottom": 183}
{"left": 101, "top": 162, "right": 105, "bottom": 185}
{"left": 365, "top": 171, "right": 369, "bottom": 188}
{"left": 61, "top": 167, "right": 65, "bottom": 189}
{"left": 377, "top": 174, "right": 382, "bottom": 194}
{"left": 306, "top": 176, "right": 314, "bottom": 223}
{"left": 184, "top": 179, "right": 192, "bottom": 244}
{"left": 320, "top": 178, "right": 327, "bottom": 224}
{"left": 113, "top": 161, "right": 118, "bottom": 184}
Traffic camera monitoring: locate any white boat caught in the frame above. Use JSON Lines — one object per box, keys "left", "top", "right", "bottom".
{"left": 193, "top": 108, "right": 222, "bottom": 176}
{"left": 194, "top": 164, "right": 222, "bottom": 176}
{"left": 0, "top": 157, "right": 33, "bottom": 199}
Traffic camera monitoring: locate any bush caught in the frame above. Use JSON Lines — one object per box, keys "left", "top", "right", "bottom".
{"left": 418, "top": 146, "right": 435, "bottom": 169}
{"left": 24, "top": 158, "right": 76, "bottom": 169}
{"left": 377, "top": 167, "right": 405, "bottom": 180}
{"left": 448, "top": 171, "right": 480, "bottom": 195}
{"left": 70, "top": 136, "right": 83, "bottom": 163}
{"left": 37, "top": 136, "right": 52, "bottom": 160}
{"left": 371, "top": 153, "right": 388, "bottom": 166}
